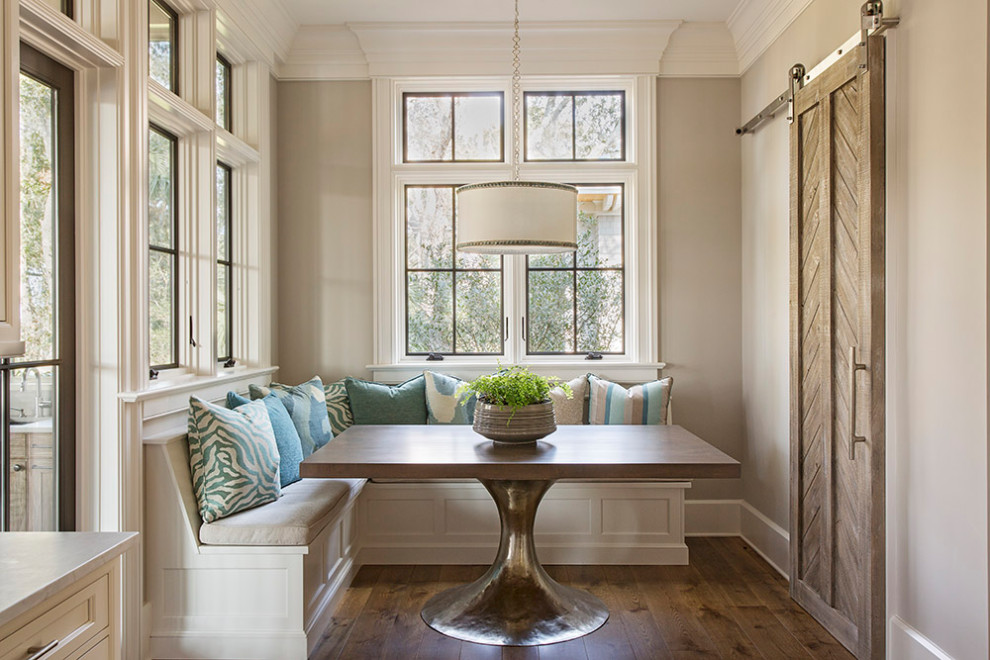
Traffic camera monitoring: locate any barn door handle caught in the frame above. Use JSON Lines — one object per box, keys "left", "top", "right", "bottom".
{"left": 848, "top": 346, "right": 868, "bottom": 460}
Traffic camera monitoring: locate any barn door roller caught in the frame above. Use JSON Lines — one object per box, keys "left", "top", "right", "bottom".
{"left": 736, "top": 1, "right": 898, "bottom": 136}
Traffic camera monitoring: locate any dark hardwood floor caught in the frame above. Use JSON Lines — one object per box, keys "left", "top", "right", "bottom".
{"left": 310, "top": 537, "right": 854, "bottom": 659}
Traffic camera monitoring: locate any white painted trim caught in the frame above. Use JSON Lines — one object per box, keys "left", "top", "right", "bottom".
{"left": 740, "top": 500, "right": 790, "bottom": 578}
{"left": 214, "top": 0, "right": 295, "bottom": 69}
{"left": 727, "top": 0, "right": 815, "bottom": 75}
{"left": 658, "top": 22, "right": 740, "bottom": 78}
{"left": 889, "top": 616, "right": 956, "bottom": 660}
{"left": 117, "top": 365, "right": 276, "bottom": 403}
{"left": 368, "top": 362, "right": 667, "bottom": 384}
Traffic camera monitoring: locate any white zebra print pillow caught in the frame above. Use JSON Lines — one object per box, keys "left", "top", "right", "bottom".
{"left": 188, "top": 396, "right": 281, "bottom": 523}
{"left": 324, "top": 380, "right": 354, "bottom": 436}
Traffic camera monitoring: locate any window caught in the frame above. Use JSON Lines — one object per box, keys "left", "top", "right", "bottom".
{"left": 525, "top": 91, "right": 625, "bottom": 161}
{"left": 216, "top": 162, "right": 233, "bottom": 365}
{"left": 148, "top": 0, "right": 177, "bottom": 92}
{"left": 148, "top": 126, "right": 178, "bottom": 371}
{"left": 375, "top": 76, "right": 655, "bottom": 377}
{"left": 405, "top": 185, "right": 503, "bottom": 355}
{"left": 216, "top": 54, "right": 231, "bottom": 131}
{"left": 403, "top": 92, "right": 503, "bottom": 162}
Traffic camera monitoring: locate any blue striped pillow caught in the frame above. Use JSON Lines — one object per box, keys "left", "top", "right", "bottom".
{"left": 250, "top": 377, "right": 333, "bottom": 457}
{"left": 187, "top": 396, "right": 281, "bottom": 523}
{"left": 587, "top": 374, "right": 673, "bottom": 425}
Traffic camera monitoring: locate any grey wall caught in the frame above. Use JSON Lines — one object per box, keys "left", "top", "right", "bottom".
{"left": 276, "top": 81, "right": 375, "bottom": 383}
{"left": 658, "top": 77, "right": 743, "bottom": 500}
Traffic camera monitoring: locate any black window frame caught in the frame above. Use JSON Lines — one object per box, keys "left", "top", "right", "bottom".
{"left": 523, "top": 90, "right": 626, "bottom": 162}
{"left": 216, "top": 53, "right": 232, "bottom": 132}
{"left": 404, "top": 184, "right": 505, "bottom": 357}
{"left": 525, "top": 183, "right": 626, "bottom": 356}
{"left": 216, "top": 162, "right": 234, "bottom": 365}
{"left": 402, "top": 92, "right": 505, "bottom": 164}
{"left": 148, "top": 124, "right": 180, "bottom": 372}
{"left": 148, "top": 0, "right": 179, "bottom": 93}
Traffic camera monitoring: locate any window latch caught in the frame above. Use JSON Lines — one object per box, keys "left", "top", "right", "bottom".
{"left": 223, "top": 358, "right": 237, "bottom": 368}
{"left": 149, "top": 368, "right": 159, "bottom": 380}
{"left": 426, "top": 352, "right": 444, "bottom": 361}
{"left": 189, "top": 316, "right": 197, "bottom": 347}
{"left": 585, "top": 352, "right": 604, "bottom": 360}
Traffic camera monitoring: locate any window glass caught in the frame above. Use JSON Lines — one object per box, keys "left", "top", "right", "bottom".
{"left": 216, "top": 55, "right": 231, "bottom": 131}
{"left": 405, "top": 185, "right": 503, "bottom": 355}
{"left": 216, "top": 163, "right": 232, "bottom": 363}
{"left": 525, "top": 92, "right": 624, "bottom": 161}
{"left": 404, "top": 93, "right": 503, "bottom": 162}
{"left": 148, "top": 126, "right": 178, "bottom": 369}
{"left": 527, "top": 185, "right": 624, "bottom": 354}
{"left": 149, "top": 0, "right": 177, "bottom": 92}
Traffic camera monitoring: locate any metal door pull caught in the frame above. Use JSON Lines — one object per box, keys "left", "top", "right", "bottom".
{"left": 848, "top": 346, "right": 868, "bottom": 460}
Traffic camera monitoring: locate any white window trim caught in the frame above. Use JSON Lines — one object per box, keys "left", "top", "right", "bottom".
{"left": 372, "top": 74, "right": 660, "bottom": 382}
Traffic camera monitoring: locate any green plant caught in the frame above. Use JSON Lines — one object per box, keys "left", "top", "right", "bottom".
{"left": 458, "top": 365, "right": 572, "bottom": 410}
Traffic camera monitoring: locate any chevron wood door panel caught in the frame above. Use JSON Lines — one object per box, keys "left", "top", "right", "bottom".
{"left": 789, "top": 38, "right": 885, "bottom": 660}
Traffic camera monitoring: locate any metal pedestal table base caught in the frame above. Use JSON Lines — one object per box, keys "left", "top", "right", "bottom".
{"left": 421, "top": 479, "right": 609, "bottom": 646}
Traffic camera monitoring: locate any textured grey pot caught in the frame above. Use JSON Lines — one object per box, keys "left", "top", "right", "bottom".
{"left": 472, "top": 400, "right": 556, "bottom": 444}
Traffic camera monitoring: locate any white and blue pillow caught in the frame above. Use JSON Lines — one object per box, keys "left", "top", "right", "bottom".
{"left": 587, "top": 374, "right": 673, "bottom": 425}
{"left": 227, "top": 391, "right": 303, "bottom": 488}
{"left": 187, "top": 396, "right": 281, "bottom": 523}
{"left": 424, "top": 371, "right": 476, "bottom": 424}
{"left": 250, "top": 377, "right": 333, "bottom": 457}
{"left": 323, "top": 379, "right": 354, "bottom": 436}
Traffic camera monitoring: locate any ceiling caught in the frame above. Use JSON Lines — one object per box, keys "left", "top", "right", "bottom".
{"left": 277, "top": 0, "right": 742, "bottom": 26}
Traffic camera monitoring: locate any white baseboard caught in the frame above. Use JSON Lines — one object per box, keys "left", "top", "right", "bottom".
{"left": 889, "top": 616, "right": 956, "bottom": 660}
{"left": 684, "top": 499, "right": 790, "bottom": 578}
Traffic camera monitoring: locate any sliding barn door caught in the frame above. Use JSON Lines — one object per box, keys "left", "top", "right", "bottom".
{"left": 789, "top": 38, "right": 885, "bottom": 660}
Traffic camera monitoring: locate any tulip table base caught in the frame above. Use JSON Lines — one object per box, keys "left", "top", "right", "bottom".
{"left": 420, "top": 479, "right": 608, "bottom": 646}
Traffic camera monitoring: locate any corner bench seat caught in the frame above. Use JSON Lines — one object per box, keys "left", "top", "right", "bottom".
{"left": 199, "top": 477, "right": 361, "bottom": 546}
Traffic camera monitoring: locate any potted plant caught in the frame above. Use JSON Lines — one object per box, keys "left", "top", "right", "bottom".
{"left": 459, "top": 366, "right": 572, "bottom": 444}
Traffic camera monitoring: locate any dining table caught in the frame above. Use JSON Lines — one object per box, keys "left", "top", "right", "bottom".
{"left": 300, "top": 423, "right": 740, "bottom": 646}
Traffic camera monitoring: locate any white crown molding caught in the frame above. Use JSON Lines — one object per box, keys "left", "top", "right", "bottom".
{"left": 277, "top": 20, "right": 682, "bottom": 80}
{"left": 215, "top": 0, "right": 297, "bottom": 67}
{"left": 727, "top": 0, "right": 815, "bottom": 74}
{"left": 659, "top": 22, "right": 739, "bottom": 77}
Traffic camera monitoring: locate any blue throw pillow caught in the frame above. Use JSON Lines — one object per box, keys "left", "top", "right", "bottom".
{"left": 344, "top": 375, "right": 428, "bottom": 425}
{"left": 424, "top": 371, "right": 476, "bottom": 424}
{"left": 228, "top": 391, "right": 304, "bottom": 488}
{"left": 249, "top": 377, "right": 333, "bottom": 457}
{"left": 187, "top": 396, "right": 281, "bottom": 523}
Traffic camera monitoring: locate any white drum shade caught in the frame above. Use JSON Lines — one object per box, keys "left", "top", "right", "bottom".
{"left": 455, "top": 181, "right": 578, "bottom": 254}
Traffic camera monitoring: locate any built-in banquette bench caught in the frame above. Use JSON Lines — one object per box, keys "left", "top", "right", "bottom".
{"left": 144, "top": 373, "right": 688, "bottom": 660}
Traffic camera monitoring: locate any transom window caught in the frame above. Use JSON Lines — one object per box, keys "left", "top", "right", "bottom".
{"left": 216, "top": 54, "right": 231, "bottom": 131}
{"left": 403, "top": 92, "right": 504, "bottom": 162}
{"left": 148, "top": 125, "right": 178, "bottom": 371}
{"left": 216, "top": 163, "right": 233, "bottom": 365}
{"left": 525, "top": 91, "right": 625, "bottom": 161}
{"left": 148, "top": 0, "right": 177, "bottom": 92}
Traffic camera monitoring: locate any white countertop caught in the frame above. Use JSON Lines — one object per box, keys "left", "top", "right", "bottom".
{"left": 0, "top": 531, "right": 138, "bottom": 629}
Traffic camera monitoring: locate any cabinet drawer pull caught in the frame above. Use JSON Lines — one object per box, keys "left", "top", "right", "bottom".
{"left": 25, "top": 640, "right": 58, "bottom": 660}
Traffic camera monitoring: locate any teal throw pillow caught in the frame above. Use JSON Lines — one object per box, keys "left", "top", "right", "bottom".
{"left": 227, "top": 391, "right": 303, "bottom": 488}
{"left": 587, "top": 374, "right": 673, "bottom": 425}
{"left": 249, "top": 377, "right": 332, "bottom": 457}
{"left": 187, "top": 396, "right": 281, "bottom": 523}
{"left": 344, "top": 375, "right": 428, "bottom": 425}
{"left": 324, "top": 379, "right": 354, "bottom": 436}
{"left": 424, "top": 371, "right": 476, "bottom": 424}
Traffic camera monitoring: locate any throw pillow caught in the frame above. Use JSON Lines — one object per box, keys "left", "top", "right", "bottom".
{"left": 344, "top": 374, "right": 428, "bottom": 425}
{"left": 227, "top": 391, "right": 304, "bottom": 488}
{"left": 249, "top": 377, "right": 333, "bottom": 457}
{"left": 587, "top": 374, "right": 673, "bottom": 425}
{"left": 548, "top": 375, "right": 589, "bottom": 425}
{"left": 324, "top": 379, "right": 354, "bottom": 436}
{"left": 187, "top": 396, "right": 281, "bottom": 523}
{"left": 424, "top": 371, "right": 476, "bottom": 424}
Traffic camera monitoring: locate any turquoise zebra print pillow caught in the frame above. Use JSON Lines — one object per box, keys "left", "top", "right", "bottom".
{"left": 250, "top": 377, "right": 333, "bottom": 457}
{"left": 324, "top": 379, "right": 354, "bottom": 436}
{"left": 187, "top": 396, "right": 281, "bottom": 524}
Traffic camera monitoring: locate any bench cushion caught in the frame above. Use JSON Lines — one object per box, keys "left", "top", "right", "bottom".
{"left": 199, "top": 478, "right": 360, "bottom": 546}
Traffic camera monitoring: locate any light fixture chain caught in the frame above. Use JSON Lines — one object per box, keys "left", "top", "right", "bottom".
{"left": 511, "top": 0, "right": 521, "bottom": 181}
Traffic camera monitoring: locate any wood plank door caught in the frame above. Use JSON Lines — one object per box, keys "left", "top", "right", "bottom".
{"left": 789, "top": 37, "right": 885, "bottom": 660}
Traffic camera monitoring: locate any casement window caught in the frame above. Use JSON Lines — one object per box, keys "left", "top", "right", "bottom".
{"left": 216, "top": 162, "right": 233, "bottom": 365}
{"left": 148, "top": 125, "right": 179, "bottom": 371}
{"left": 374, "top": 76, "right": 657, "bottom": 380}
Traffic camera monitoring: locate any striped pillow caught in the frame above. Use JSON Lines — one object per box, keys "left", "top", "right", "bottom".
{"left": 250, "top": 377, "right": 333, "bottom": 457}
{"left": 324, "top": 379, "right": 354, "bottom": 436}
{"left": 188, "top": 396, "right": 281, "bottom": 523}
{"left": 587, "top": 374, "right": 673, "bottom": 425}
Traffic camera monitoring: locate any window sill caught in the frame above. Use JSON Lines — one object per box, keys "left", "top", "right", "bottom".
{"left": 118, "top": 365, "right": 278, "bottom": 404}
{"left": 368, "top": 361, "right": 666, "bottom": 384}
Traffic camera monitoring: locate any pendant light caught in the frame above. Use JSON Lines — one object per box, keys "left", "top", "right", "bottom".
{"left": 455, "top": 0, "right": 578, "bottom": 255}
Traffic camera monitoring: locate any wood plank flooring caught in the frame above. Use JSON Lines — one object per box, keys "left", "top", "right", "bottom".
{"left": 310, "top": 537, "right": 854, "bottom": 660}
